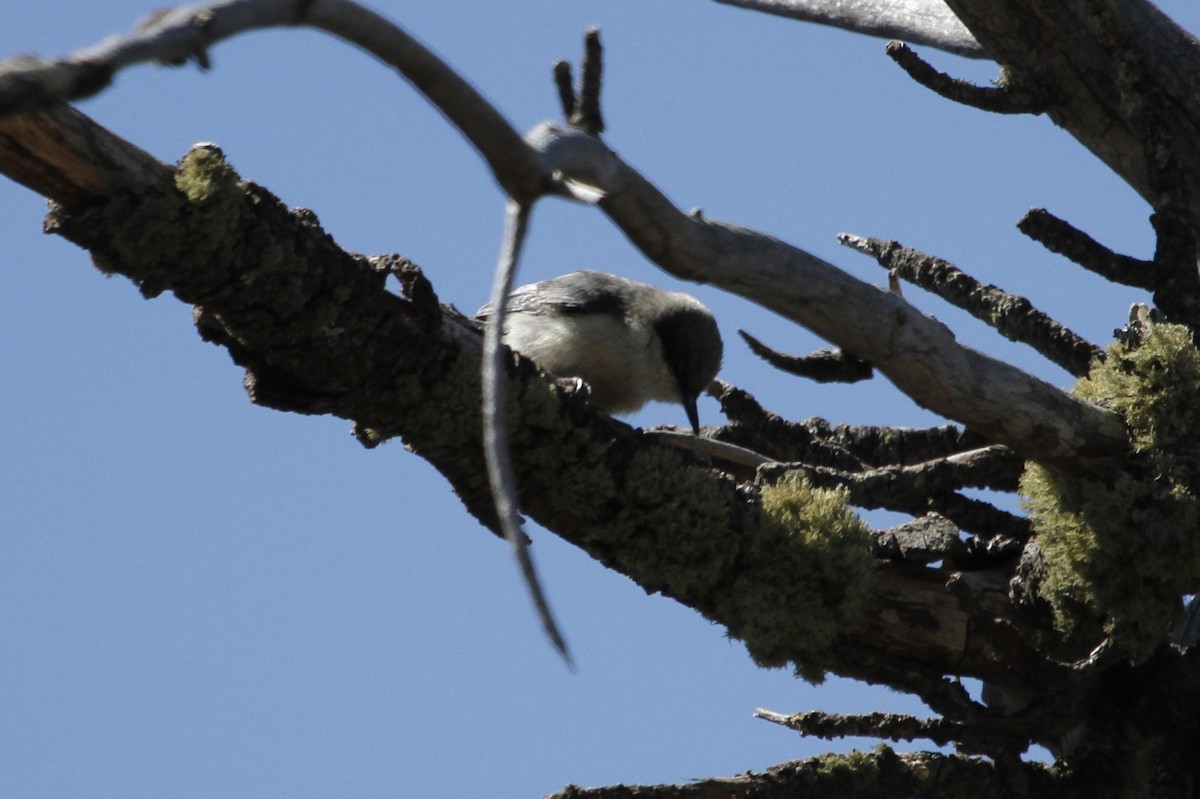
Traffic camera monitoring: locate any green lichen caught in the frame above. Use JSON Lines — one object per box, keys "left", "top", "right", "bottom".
{"left": 1021, "top": 323, "right": 1200, "bottom": 662}
{"left": 730, "top": 472, "right": 874, "bottom": 681}
{"left": 605, "top": 447, "right": 739, "bottom": 595}
{"left": 83, "top": 145, "right": 245, "bottom": 300}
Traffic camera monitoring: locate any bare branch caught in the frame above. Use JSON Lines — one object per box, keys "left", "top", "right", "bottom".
{"left": 710, "top": 381, "right": 1005, "bottom": 471}
{"left": 756, "top": 707, "right": 964, "bottom": 747}
{"left": 739, "top": 329, "right": 874, "bottom": 383}
{"left": 0, "top": 0, "right": 549, "bottom": 200}
{"left": 529, "top": 125, "right": 1127, "bottom": 476}
{"left": 574, "top": 28, "right": 605, "bottom": 135}
{"left": 840, "top": 233, "right": 1104, "bottom": 378}
{"left": 885, "top": 41, "right": 1048, "bottom": 114}
{"left": 942, "top": 0, "right": 1200, "bottom": 225}
{"left": 546, "top": 749, "right": 1062, "bottom": 799}
{"left": 553, "top": 60, "right": 575, "bottom": 122}
{"left": 0, "top": 0, "right": 1127, "bottom": 475}
{"left": 482, "top": 201, "right": 572, "bottom": 665}
{"left": 712, "top": 0, "right": 987, "bottom": 59}
{"left": 1017, "top": 207, "right": 1154, "bottom": 289}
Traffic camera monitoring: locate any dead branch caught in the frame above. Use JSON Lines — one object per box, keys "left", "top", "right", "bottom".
{"left": 546, "top": 748, "right": 1063, "bottom": 798}
{"left": 0, "top": 0, "right": 1130, "bottom": 476}
{"left": 529, "top": 124, "right": 1127, "bottom": 475}
{"left": 840, "top": 234, "right": 1104, "bottom": 377}
{"left": 739, "top": 329, "right": 873, "bottom": 383}
{"left": 0, "top": 101, "right": 1051, "bottom": 691}
{"left": 764, "top": 460, "right": 1029, "bottom": 540}
{"left": 711, "top": 0, "right": 987, "bottom": 59}
{"left": 710, "top": 381, "right": 999, "bottom": 469}
{"left": 1017, "top": 207, "right": 1154, "bottom": 289}
{"left": 0, "top": 0, "right": 548, "bottom": 200}
{"left": 942, "top": 0, "right": 1200, "bottom": 224}
{"left": 885, "top": 41, "right": 1047, "bottom": 114}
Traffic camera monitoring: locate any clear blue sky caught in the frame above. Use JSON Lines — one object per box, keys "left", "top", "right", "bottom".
{"left": 4, "top": 2, "right": 1198, "bottom": 797}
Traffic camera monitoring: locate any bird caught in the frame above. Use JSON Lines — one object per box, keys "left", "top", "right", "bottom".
{"left": 476, "top": 270, "right": 723, "bottom": 434}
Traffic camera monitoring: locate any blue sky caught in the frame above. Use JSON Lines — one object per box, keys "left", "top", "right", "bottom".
{"left": 4, "top": 2, "right": 1199, "bottom": 797}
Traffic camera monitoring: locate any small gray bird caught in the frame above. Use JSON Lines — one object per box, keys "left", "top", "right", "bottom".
{"left": 477, "top": 270, "right": 723, "bottom": 434}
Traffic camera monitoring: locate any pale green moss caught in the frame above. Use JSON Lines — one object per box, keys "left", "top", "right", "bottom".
{"left": 729, "top": 472, "right": 875, "bottom": 681}
{"left": 1021, "top": 323, "right": 1200, "bottom": 661}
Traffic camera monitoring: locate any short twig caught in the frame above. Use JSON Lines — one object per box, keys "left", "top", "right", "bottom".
{"left": 739, "top": 330, "right": 873, "bottom": 383}
{"left": 840, "top": 233, "right": 1103, "bottom": 377}
{"left": 552, "top": 60, "right": 575, "bottom": 122}
{"left": 574, "top": 28, "right": 605, "bottom": 134}
{"left": 885, "top": 41, "right": 1047, "bottom": 114}
{"left": 1017, "top": 208, "right": 1154, "bottom": 289}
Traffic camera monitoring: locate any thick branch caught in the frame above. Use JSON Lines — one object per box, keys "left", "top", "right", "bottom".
{"left": 0, "top": 0, "right": 548, "bottom": 200}
{"left": 0, "top": 102, "right": 1044, "bottom": 690}
{"left": 0, "top": 0, "right": 1129, "bottom": 477}
{"left": 531, "top": 126, "right": 1126, "bottom": 475}
{"left": 712, "top": 0, "right": 987, "bottom": 59}
{"left": 548, "top": 748, "right": 1064, "bottom": 798}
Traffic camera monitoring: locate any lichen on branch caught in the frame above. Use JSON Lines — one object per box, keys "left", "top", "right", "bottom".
{"left": 737, "top": 473, "right": 875, "bottom": 681}
{"left": 1021, "top": 323, "right": 1200, "bottom": 662}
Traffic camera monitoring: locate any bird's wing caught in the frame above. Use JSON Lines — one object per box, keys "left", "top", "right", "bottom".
{"left": 478, "top": 271, "right": 634, "bottom": 319}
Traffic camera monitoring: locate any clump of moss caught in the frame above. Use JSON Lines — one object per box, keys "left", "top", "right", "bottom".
{"left": 729, "top": 472, "right": 874, "bottom": 682}
{"left": 1021, "top": 323, "right": 1200, "bottom": 662}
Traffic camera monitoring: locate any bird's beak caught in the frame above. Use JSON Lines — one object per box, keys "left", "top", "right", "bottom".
{"left": 683, "top": 394, "right": 701, "bottom": 436}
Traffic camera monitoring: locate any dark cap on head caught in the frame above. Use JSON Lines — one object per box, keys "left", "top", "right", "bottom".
{"left": 652, "top": 304, "right": 723, "bottom": 434}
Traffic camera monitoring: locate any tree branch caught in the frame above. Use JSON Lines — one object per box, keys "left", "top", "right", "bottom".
{"left": 942, "top": 0, "right": 1200, "bottom": 229}
{"left": 0, "top": 102, "right": 1056, "bottom": 690}
{"left": 530, "top": 124, "right": 1127, "bottom": 476}
{"left": 1016, "top": 207, "right": 1154, "bottom": 290}
{"left": 764, "top": 458, "right": 1029, "bottom": 540}
{"left": 711, "top": 0, "right": 988, "bottom": 59}
{"left": 739, "top": 330, "right": 874, "bottom": 383}
{"left": 547, "top": 748, "right": 1064, "bottom": 798}
{"left": 885, "top": 41, "right": 1047, "bottom": 114}
{"left": 839, "top": 233, "right": 1104, "bottom": 377}
{"left": 0, "top": 0, "right": 1129, "bottom": 477}
{"left": 710, "top": 381, "right": 1006, "bottom": 471}
{"left": 0, "top": 0, "right": 549, "bottom": 200}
